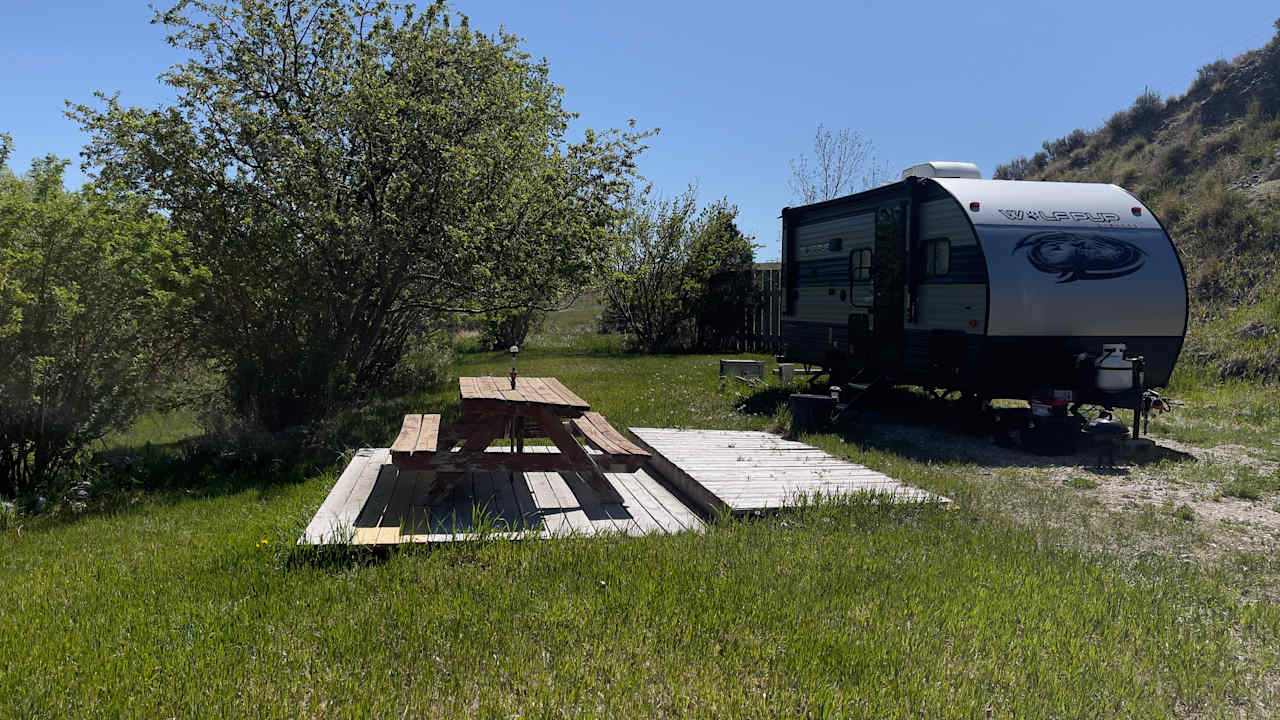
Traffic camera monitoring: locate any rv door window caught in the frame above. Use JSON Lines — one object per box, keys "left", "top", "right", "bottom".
{"left": 924, "top": 238, "right": 950, "bottom": 278}
{"left": 850, "top": 248, "right": 872, "bottom": 282}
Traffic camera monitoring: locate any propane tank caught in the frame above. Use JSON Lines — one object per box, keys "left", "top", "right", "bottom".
{"left": 1094, "top": 343, "right": 1134, "bottom": 393}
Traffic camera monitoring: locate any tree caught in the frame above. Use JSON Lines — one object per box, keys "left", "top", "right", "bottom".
{"left": 686, "top": 201, "right": 757, "bottom": 350}
{"left": 0, "top": 144, "right": 190, "bottom": 498}
{"left": 71, "top": 0, "right": 650, "bottom": 430}
{"left": 789, "top": 124, "right": 883, "bottom": 203}
{"left": 602, "top": 188, "right": 757, "bottom": 352}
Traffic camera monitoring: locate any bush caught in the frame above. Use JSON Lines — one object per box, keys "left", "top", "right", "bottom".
{"left": 0, "top": 140, "right": 190, "bottom": 499}
{"left": 993, "top": 156, "right": 1033, "bottom": 180}
{"left": 1129, "top": 89, "right": 1164, "bottom": 134}
{"left": 602, "top": 188, "right": 758, "bottom": 352}
{"left": 1104, "top": 109, "right": 1133, "bottom": 140}
{"left": 1042, "top": 129, "right": 1090, "bottom": 161}
{"left": 1190, "top": 59, "right": 1233, "bottom": 95}
{"left": 388, "top": 331, "right": 454, "bottom": 393}
{"left": 1156, "top": 142, "right": 1193, "bottom": 177}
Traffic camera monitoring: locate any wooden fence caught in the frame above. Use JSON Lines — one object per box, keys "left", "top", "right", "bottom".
{"left": 743, "top": 263, "right": 783, "bottom": 352}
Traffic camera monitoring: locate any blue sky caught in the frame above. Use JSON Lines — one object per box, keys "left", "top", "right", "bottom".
{"left": 2, "top": 1, "right": 1277, "bottom": 259}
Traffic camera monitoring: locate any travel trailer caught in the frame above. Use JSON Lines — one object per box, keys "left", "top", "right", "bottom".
{"left": 779, "top": 162, "right": 1187, "bottom": 433}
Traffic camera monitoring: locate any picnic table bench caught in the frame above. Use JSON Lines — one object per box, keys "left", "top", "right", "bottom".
{"left": 390, "top": 377, "right": 648, "bottom": 500}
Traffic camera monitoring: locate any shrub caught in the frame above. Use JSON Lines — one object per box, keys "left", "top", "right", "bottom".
{"left": 1042, "top": 129, "right": 1090, "bottom": 161}
{"left": 1104, "top": 109, "right": 1133, "bottom": 141}
{"left": 1121, "top": 137, "right": 1148, "bottom": 158}
{"left": 0, "top": 142, "right": 190, "bottom": 499}
{"left": 1129, "top": 89, "right": 1164, "bottom": 134}
{"left": 602, "top": 189, "right": 758, "bottom": 352}
{"left": 1190, "top": 59, "right": 1233, "bottom": 95}
{"left": 1198, "top": 128, "right": 1241, "bottom": 160}
{"left": 389, "top": 331, "right": 454, "bottom": 393}
{"left": 993, "top": 156, "right": 1033, "bottom": 180}
{"left": 1156, "top": 142, "right": 1193, "bottom": 177}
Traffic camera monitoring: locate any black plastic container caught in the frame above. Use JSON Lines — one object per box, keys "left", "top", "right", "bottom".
{"left": 788, "top": 393, "right": 836, "bottom": 433}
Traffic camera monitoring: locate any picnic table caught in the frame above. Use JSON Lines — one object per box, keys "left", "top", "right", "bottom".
{"left": 389, "top": 377, "right": 649, "bottom": 500}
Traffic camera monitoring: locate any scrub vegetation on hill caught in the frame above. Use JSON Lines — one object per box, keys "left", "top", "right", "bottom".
{"left": 996, "top": 18, "right": 1280, "bottom": 380}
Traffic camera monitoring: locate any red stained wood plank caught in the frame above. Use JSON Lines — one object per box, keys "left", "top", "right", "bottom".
{"left": 416, "top": 414, "right": 440, "bottom": 453}
{"left": 390, "top": 414, "right": 422, "bottom": 454}
{"left": 458, "top": 376, "right": 590, "bottom": 411}
{"left": 587, "top": 413, "right": 646, "bottom": 455}
{"left": 516, "top": 377, "right": 555, "bottom": 405}
{"left": 573, "top": 412, "right": 648, "bottom": 458}
{"left": 573, "top": 415, "right": 621, "bottom": 454}
{"left": 542, "top": 377, "right": 590, "bottom": 409}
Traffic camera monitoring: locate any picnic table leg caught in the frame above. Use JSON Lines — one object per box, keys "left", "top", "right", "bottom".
{"left": 528, "top": 406, "right": 623, "bottom": 504}
{"left": 462, "top": 414, "right": 508, "bottom": 452}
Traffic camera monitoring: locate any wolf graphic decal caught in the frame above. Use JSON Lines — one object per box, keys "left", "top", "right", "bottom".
{"left": 1012, "top": 231, "right": 1146, "bottom": 283}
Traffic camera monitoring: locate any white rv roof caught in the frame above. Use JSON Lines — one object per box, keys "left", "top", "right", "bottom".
{"left": 931, "top": 177, "right": 1163, "bottom": 230}
{"left": 900, "top": 161, "right": 981, "bottom": 180}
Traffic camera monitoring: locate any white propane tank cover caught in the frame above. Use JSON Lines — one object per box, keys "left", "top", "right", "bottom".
{"left": 900, "top": 161, "right": 982, "bottom": 180}
{"left": 1095, "top": 343, "right": 1134, "bottom": 393}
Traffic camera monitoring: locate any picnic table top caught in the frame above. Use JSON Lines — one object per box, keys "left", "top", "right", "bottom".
{"left": 458, "top": 376, "right": 591, "bottom": 412}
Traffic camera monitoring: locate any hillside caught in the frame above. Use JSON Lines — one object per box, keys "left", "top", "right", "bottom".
{"left": 995, "top": 19, "right": 1280, "bottom": 380}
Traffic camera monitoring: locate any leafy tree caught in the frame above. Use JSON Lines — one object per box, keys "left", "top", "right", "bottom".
{"left": 789, "top": 124, "right": 884, "bottom": 203}
{"left": 0, "top": 144, "right": 190, "bottom": 499}
{"left": 686, "top": 201, "right": 757, "bottom": 350}
{"left": 71, "top": 0, "right": 649, "bottom": 430}
{"left": 603, "top": 188, "right": 757, "bottom": 352}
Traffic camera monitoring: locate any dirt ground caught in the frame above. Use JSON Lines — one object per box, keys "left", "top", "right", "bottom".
{"left": 851, "top": 409, "right": 1280, "bottom": 558}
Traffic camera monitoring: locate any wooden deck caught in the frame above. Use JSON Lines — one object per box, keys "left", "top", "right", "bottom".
{"left": 301, "top": 447, "right": 704, "bottom": 545}
{"left": 303, "top": 428, "right": 946, "bottom": 545}
{"left": 630, "top": 428, "right": 948, "bottom": 515}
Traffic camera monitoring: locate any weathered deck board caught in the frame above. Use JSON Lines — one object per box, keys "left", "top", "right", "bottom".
{"left": 301, "top": 447, "right": 704, "bottom": 545}
{"left": 629, "top": 428, "right": 947, "bottom": 515}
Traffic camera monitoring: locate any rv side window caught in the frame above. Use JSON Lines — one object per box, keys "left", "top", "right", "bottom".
{"left": 850, "top": 249, "right": 872, "bottom": 282}
{"left": 828, "top": 237, "right": 843, "bottom": 252}
{"left": 924, "top": 238, "right": 950, "bottom": 278}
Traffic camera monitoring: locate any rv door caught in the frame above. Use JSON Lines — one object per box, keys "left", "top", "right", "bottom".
{"left": 869, "top": 202, "right": 907, "bottom": 371}
{"left": 847, "top": 223, "right": 874, "bottom": 369}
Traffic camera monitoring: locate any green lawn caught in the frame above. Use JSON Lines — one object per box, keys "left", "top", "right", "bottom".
{"left": 3, "top": 335, "right": 1279, "bottom": 718}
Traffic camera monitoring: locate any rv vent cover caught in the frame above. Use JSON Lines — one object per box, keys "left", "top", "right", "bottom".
{"left": 900, "top": 161, "right": 982, "bottom": 180}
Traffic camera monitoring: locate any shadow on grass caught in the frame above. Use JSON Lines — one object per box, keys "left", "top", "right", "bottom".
{"left": 731, "top": 384, "right": 1202, "bottom": 471}
{"left": 734, "top": 386, "right": 796, "bottom": 416}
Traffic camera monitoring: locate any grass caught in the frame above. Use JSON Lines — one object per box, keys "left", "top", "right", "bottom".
{"left": 1065, "top": 476, "right": 1099, "bottom": 490}
{"left": 3, "top": 491, "right": 1275, "bottom": 717}
{"left": 1148, "top": 362, "right": 1280, "bottom": 458}
{"left": 1221, "top": 467, "right": 1280, "bottom": 501}
{"left": 4, "top": 330, "right": 1280, "bottom": 717}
